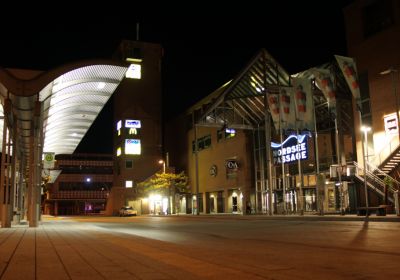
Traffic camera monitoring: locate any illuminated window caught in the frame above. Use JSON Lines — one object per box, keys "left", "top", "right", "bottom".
{"left": 126, "top": 180, "right": 133, "bottom": 188}
{"left": 125, "top": 139, "right": 141, "bottom": 155}
{"left": 116, "top": 147, "right": 122, "bottom": 156}
{"left": 118, "top": 129, "right": 121, "bottom": 136}
{"left": 125, "top": 64, "right": 141, "bottom": 79}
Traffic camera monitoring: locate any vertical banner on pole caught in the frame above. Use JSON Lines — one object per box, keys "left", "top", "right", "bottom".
{"left": 280, "top": 87, "right": 296, "bottom": 130}
{"left": 292, "top": 77, "right": 315, "bottom": 131}
{"left": 267, "top": 94, "right": 280, "bottom": 131}
{"left": 335, "top": 55, "right": 361, "bottom": 104}
{"left": 312, "top": 68, "right": 337, "bottom": 111}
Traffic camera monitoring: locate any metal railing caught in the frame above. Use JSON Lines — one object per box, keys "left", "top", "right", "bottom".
{"left": 372, "top": 135, "right": 399, "bottom": 167}
{"left": 366, "top": 161, "right": 400, "bottom": 192}
{"left": 352, "top": 161, "right": 394, "bottom": 203}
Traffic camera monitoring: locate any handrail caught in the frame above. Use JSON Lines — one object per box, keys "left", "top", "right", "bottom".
{"left": 366, "top": 161, "right": 400, "bottom": 191}
{"left": 350, "top": 161, "right": 395, "bottom": 203}
{"left": 353, "top": 161, "right": 385, "bottom": 191}
{"left": 372, "top": 135, "right": 399, "bottom": 167}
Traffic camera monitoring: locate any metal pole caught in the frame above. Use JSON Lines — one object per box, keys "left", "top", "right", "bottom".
{"left": 296, "top": 129, "right": 304, "bottom": 215}
{"left": 279, "top": 102, "right": 287, "bottom": 214}
{"left": 313, "top": 96, "right": 320, "bottom": 174}
{"left": 362, "top": 128, "right": 369, "bottom": 217}
{"left": 264, "top": 95, "right": 273, "bottom": 216}
{"left": 252, "top": 129, "right": 258, "bottom": 213}
{"left": 194, "top": 122, "right": 200, "bottom": 215}
{"left": 335, "top": 118, "right": 344, "bottom": 215}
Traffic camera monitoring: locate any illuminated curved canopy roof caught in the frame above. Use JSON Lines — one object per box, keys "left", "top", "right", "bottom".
{"left": 40, "top": 65, "right": 127, "bottom": 155}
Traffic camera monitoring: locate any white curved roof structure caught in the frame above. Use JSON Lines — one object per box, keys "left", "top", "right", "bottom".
{"left": 40, "top": 65, "right": 127, "bottom": 155}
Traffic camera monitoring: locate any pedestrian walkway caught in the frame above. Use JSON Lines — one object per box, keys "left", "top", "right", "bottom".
{"left": 1, "top": 214, "right": 399, "bottom": 279}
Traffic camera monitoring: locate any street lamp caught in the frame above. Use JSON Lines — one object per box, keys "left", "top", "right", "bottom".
{"left": 158, "top": 159, "right": 166, "bottom": 174}
{"left": 361, "top": 125, "right": 371, "bottom": 217}
{"left": 380, "top": 67, "right": 399, "bottom": 141}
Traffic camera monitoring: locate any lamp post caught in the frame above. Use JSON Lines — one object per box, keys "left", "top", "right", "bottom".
{"left": 380, "top": 67, "right": 399, "bottom": 141}
{"left": 361, "top": 126, "right": 371, "bottom": 217}
{"left": 158, "top": 159, "right": 166, "bottom": 174}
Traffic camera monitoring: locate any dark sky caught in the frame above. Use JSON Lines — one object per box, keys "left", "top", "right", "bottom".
{"left": 0, "top": 1, "right": 353, "bottom": 153}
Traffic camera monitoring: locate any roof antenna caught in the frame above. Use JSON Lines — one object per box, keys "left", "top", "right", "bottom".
{"left": 136, "top": 23, "right": 140, "bottom": 41}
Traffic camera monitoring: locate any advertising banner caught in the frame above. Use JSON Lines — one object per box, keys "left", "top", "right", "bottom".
{"left": 312, "top": 68, "right": 337, "bottom": 110}
{"left": 335, "top": 55, "right": 361, "bottom": 104}
{"left": 279, "top": 87, "right": 296, "bottom": 130}
{"left": 267, "top": 93, "right": 280, "bottom": 131}
{"left": 292, "top": 77, "right": 315, "bottom": 131}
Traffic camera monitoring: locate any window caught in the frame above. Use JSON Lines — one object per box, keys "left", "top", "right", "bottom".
{"left": 126, "top": 160, "right": 133, "bottom": 169}
{"left": 192, "top": 135, "right": 212, "bottom": 153}
{"left": 363, "top": 0, "right": 394, "bottom": 38}
{"left": 125, "top": 181, "right": 133, "bottom": 188}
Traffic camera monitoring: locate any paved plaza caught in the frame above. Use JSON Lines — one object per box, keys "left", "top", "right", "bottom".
{"left": 1, "top": 214, "right": 400, "bottom": 279}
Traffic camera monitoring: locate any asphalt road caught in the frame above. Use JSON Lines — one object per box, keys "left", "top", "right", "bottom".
{"left": 37, "top": 215, "right": 400, "bottom": 279}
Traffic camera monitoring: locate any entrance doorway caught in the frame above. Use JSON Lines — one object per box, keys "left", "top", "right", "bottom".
{"left": 232, "top": 196, "right": 238, "bottom": 212}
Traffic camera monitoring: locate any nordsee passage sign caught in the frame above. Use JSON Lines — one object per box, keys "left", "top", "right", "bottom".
{"left": 271, "top": 134, "right": 309, "bottom": 164}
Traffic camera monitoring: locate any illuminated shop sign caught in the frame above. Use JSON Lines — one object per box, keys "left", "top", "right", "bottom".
{"left": 129, "top": 128, "right": 138, "bottom": 135}
{"left": 116, "top": 120, "right": 122, "bottom": 131}
{"left": 125, "top": 63, "right": 141, "bottom": 79}
{"left": 225, "top": 128, "right": 236, "bottom": 137}
{"left": 125, "top": 139, "right": 141, "bottom": 155}
{"left": 125, "top": 119, "right": 141, "bottom": 128}
{"left": 384, "top": 113, "right": 398, "bottom": 135}
{"left": 271, "top": 134, "right": 309, "bottom": 164}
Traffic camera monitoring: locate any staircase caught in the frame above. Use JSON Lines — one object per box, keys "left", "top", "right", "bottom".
{"left": 377, "top": 144, "right": 400, "bottom": 176}
{"left": 352, "top": 161, "right": 397, "bottom": 204}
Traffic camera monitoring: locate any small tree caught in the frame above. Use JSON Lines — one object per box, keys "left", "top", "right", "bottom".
{"left": 383, "top": 176, "right": 394, "bottom": 205}
{"left": 137, "top": 171, "right": 189, "bottom": 214}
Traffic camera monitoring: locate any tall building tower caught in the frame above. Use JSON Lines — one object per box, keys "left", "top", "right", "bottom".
{"left": 108, "top": 40, "right": 163, "bottom": 214}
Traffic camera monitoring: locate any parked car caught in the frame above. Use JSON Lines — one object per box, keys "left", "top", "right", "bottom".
{"left": 119, "top": 206, "right": 138, "bottom": 216}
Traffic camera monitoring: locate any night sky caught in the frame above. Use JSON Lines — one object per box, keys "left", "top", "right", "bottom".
{"left": 0, "top": 1, "right": 353, "bottom": 153}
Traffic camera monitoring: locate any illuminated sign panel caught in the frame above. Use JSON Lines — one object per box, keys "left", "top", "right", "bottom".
{"left": 125, "top": 139, "right": 141, "bottom": 155}
{"left": 384, "top": 113, "right": 398, "bottom": 135}
{"left": 129, "top": 128, "right": 138, "bottom": 135}
{"left": 116, "top": 120, "right": 122, "bottom": 131}
{"left": 271, "top": 134, "right": 309, "bottom": 164}
{"left": 125, "top": 63, "right": 141, "bottom": 79}
{"left": 125, "top": 120, "right": 141, "bottom": 128}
